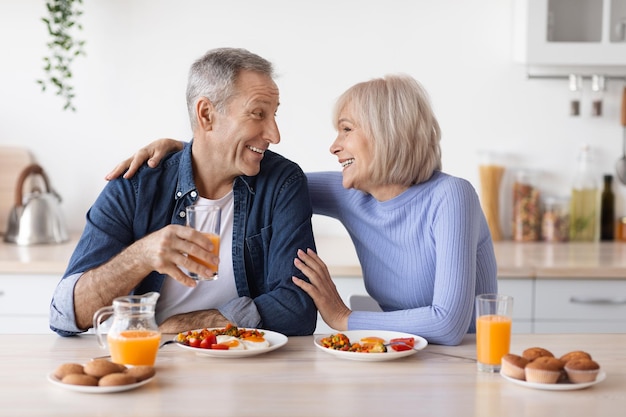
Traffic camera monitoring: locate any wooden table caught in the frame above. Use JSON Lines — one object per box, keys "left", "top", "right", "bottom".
{"left": 0, "top": 333, "right": 624, "bottom": 416}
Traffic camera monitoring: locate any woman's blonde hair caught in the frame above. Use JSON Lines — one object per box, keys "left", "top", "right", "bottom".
{"left": 332, "top": 74, "right": 442, "bottom": 186}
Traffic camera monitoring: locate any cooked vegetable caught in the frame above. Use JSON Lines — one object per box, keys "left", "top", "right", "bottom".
{"left": 175, "top": 325, "right": 265, "bottom": 350}
{"left": 389, "top": 337, "right": 415, "bottom": 352}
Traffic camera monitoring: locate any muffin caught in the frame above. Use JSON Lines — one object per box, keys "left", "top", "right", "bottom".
{"left": 524, "top": 356, "right": 563, "bottom": 384}
{"left": 522, "top": 347, "right": 554, "bottom": 362}
{"left": 501, "top": 354, "right": 528, "bottom": 380}
{"left": 560, "top": 350, "right": 592, "bottom": 363}
{"left": 564, "top": 358, "right": 600, "bottom": 383}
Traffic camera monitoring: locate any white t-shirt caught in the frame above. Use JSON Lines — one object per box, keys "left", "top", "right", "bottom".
{"left": 155, "top": 192, "right": 238, "bottom": 324}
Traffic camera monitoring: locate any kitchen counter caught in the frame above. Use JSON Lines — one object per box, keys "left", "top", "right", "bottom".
{"left": 0, "top": 332, "right": 624, "bottom": 416}
{"left": 493, "top": 240, "right": 626, "bottom": 279}
{"left": 0, "top": 236, "right": 77, "bottom": 275}
{"left": 2, "top": 235, "right": 626, "bottom": 279}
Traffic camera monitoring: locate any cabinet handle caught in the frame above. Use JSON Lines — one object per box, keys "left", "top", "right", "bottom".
{"left": 570, "top": 296, "right": 626, "bottom": 305}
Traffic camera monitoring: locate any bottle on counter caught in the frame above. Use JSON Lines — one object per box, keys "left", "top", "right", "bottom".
{"left": 600, "top": 174, "right": 615, "bottom": 241}
{"left": 512, "top": 170, "right": 541, "bottom": 242}
{"left": 569, "top": 145, "right": 600, "bottom": 242}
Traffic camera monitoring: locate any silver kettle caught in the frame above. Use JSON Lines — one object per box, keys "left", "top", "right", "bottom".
{"left": 3, "top": 163, "right": 69, "bottom": 245}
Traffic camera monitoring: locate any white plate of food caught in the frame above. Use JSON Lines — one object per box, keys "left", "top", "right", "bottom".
{"left": 48, "top": 373, "right": 155, "bottom": 394}
{"left": 500, "top": 370, "right": 606, "bottom": 391}
{"left": 174, "top": 327, "right": 288, "bottom": 358}
{"left": 314, "top": 330, "right": 428, "bottom": 362}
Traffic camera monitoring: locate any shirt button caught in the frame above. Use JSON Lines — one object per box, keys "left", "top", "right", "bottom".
{"left": 176, "top": 191, "right": 182, "bottom": 198}
{"left": 191, "top": 191, "right": 197, "bottom": 198}
{"left": 179, "top": 211, "right": 186, "bottom": 218}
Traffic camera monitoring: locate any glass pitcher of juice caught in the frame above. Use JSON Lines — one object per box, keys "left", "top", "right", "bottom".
{"left": 93, "top": 292, "right": 161, "bottom": 366}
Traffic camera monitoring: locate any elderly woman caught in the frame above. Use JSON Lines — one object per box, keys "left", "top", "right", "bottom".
{"left": 108, "top": 74, "right": 497, "bottom": 345}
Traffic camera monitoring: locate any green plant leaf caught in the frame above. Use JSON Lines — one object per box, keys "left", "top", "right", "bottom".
{"left": 38, "top": 0, "right": 85, "bottom": 112}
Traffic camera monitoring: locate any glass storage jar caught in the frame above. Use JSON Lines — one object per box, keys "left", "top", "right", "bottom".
{"left": 541, "top": 196, "right": 570, "bottom": 242}
{"left": 512, "top": 170, "right": 541, "bottom": 242}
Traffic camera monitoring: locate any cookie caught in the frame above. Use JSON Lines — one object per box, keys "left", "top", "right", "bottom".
{"left": 54, "top": 363, "right": 84, "bottom": 380}
{"left": 124, "top": 366, "right": 156, "bottom": 382}
{"left": 84, "top": 359, "right": 127, "bottom": 378}
{"left": 61, "top": 373, "right": 99, "bottom": 386}
{"left": 98, "top": 372, "right": 137, "bottom": 387}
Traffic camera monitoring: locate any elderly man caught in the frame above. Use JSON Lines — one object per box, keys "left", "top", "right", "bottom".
{"left": 50, "top": 48, "right": 317, "bottom": 337}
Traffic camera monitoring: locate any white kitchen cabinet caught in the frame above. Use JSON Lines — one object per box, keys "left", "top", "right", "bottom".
{"left": 534, "top": 279, "right": 626, "bottom": 333}
{"left": 319, "top": 276, "right": 535, "bottom": 334}
{"left": 315, "top": 276, "right": 367, "bottom": 334}
{"left": 498, "top": 278, "right": 534, "bottom": 333}
{"left": 514, "top": 0, "right": 626, "bottom": 71}
{"left": 0, "top": 274, "right": 59, "bottom": 334}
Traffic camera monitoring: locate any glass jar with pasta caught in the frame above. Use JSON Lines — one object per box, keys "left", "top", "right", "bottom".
{"left": 478, "top": 151, "right": 505, "bottom": 241}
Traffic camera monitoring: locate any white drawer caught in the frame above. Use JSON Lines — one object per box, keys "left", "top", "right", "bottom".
{"left": 0, "top": 274, "right": 59, "bottom": 315}
{"left": 511, "top": 321, "right": 532, "bottom": 333}
{"left": 534, "top": 321, "right": 626, "bottom": 334}
{"left": 535, "top": 279, "right": 626, "bottom": 320}
{"left": 497, "top": 278, "right": 534, "bottom": 320}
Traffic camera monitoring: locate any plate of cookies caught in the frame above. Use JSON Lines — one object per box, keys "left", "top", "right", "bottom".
{"left": 48, "top": 358, "right": 156, "bottom": 393}
{"left": 500, "top": 347, "right": 605, "bottom": 391}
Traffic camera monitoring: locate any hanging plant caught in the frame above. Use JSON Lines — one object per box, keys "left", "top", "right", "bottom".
{"left": 37, "top": 0, "right": 86, "bottom": 111}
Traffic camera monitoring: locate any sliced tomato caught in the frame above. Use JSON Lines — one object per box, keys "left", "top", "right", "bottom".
{"left": 188, "top": 337, "right": 201, "bottom": 348}
{"left": 199, "top": 337, "right": 214, "bottom": 349}
{"left": 204, "top": 333, "right": 217, "bottom": 346}
{"left": 389, "top": 337, "right": 415, "bottom": 352}
{"left": 210, "top": 343, "right": 230, "bottom": 350}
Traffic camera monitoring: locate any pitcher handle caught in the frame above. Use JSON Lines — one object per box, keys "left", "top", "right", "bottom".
{"left": 93, "top": 305, "right": 114, "bottom": 349}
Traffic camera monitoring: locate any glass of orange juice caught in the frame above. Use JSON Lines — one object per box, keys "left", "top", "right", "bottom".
{"left": 476, "top": 293, "right": 513, "bottom": 372}
{"left": 186, "top": 205, "right": 221, "bottom": 281}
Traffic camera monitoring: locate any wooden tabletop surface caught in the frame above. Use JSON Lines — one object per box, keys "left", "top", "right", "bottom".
{"left": 0, "top": 332, "right": 624, "bottom": 416}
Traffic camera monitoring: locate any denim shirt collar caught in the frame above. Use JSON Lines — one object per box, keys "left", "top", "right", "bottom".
{"left": 175, "top": 140, "right": 256, "bottom": 205}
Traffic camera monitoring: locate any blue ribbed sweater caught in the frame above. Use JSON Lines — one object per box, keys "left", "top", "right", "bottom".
{"left": 306, "top": 170, "right": 498, "bottom": 345}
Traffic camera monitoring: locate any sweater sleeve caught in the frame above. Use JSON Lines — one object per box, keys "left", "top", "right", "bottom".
{"left": 347, "top": 177, "right": 495, "bottom": 345}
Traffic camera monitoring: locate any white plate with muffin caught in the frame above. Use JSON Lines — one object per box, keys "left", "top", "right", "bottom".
{"left": 499, "top": 347, "right": 605, "bottom": 391}
{"left": 500, "top": 369, "right": 606, "bottom": 391}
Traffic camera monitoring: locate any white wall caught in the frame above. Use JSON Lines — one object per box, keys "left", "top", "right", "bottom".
{"left": 1, "top": 0, "right": 624, "bottom": 238}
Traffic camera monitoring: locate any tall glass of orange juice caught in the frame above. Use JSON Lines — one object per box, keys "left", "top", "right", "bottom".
{"left": 476, "top": 294, "right": 513, "bottom": 372}
{"left": 186, "top": 205, "right": 221, "bottom": 281}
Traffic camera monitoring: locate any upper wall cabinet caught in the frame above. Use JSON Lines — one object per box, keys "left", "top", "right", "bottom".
{"left": 514, "top": 0, "right": 626, "bottom": 73}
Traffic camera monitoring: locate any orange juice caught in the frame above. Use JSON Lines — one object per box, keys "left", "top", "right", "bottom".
{"left": 188, "top": 233, "right": 220, "bottom": 274}
{"left": 107, "top": 330, "right": 161, "bottom": 366}
{"left": 476, "top": 314, "right": 512, "bottom": 366}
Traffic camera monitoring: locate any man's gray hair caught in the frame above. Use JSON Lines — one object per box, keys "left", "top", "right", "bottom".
{"left": 186, "top": 48, "right": 275, "bottom": 128}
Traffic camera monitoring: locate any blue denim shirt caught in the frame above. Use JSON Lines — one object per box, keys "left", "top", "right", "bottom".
{"left": 50, "top": 141, "right": 317, "bottom": 336}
